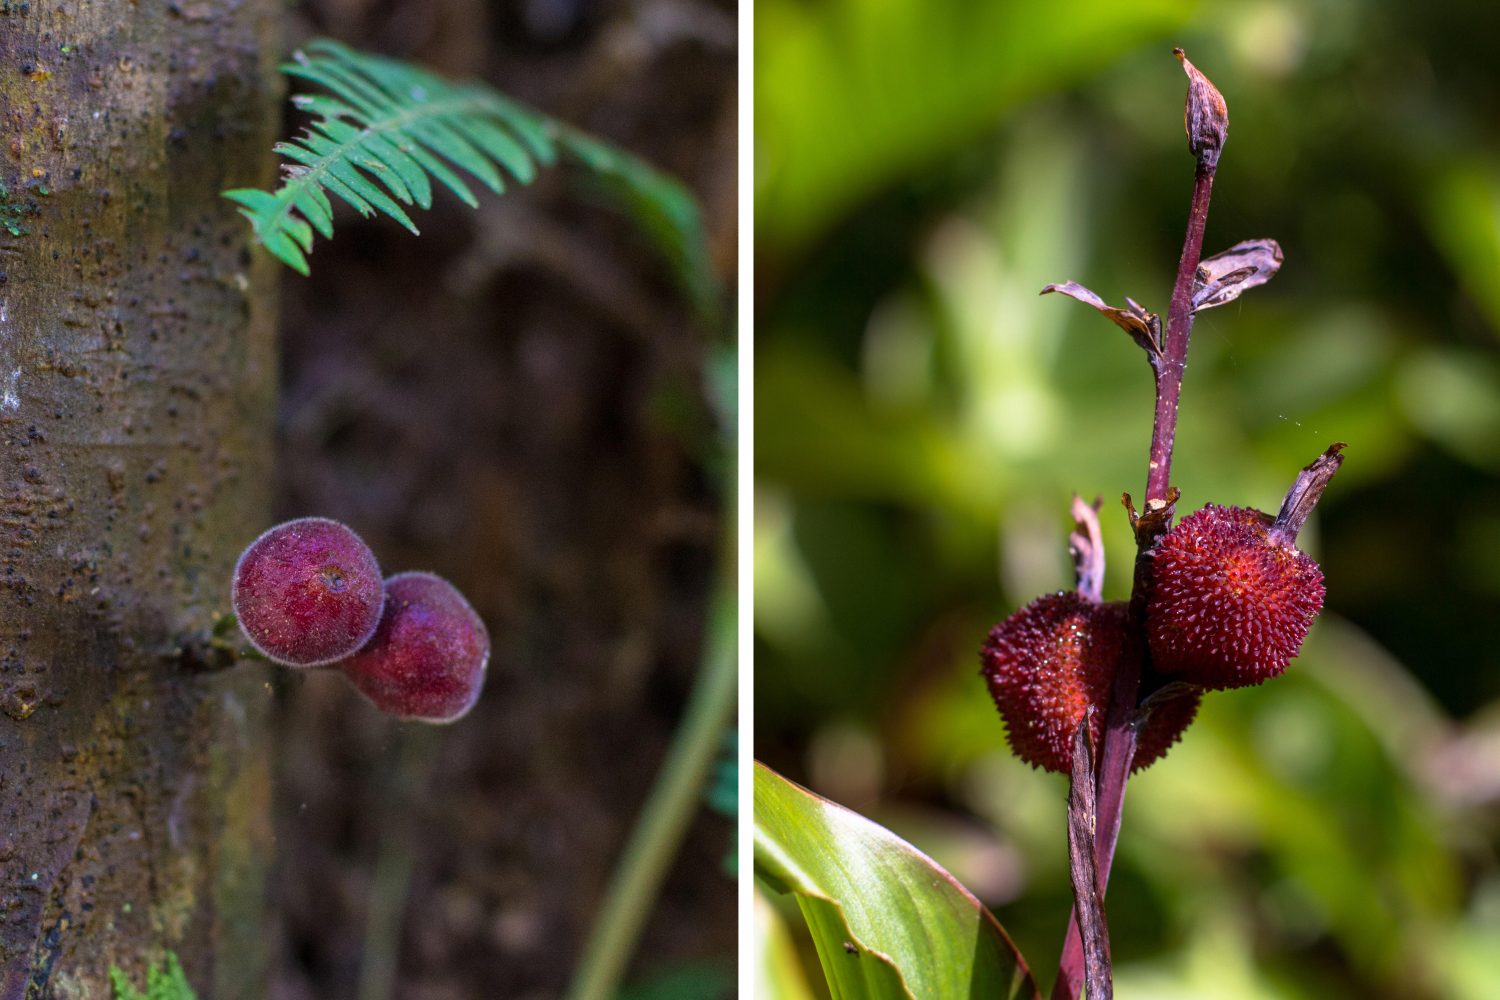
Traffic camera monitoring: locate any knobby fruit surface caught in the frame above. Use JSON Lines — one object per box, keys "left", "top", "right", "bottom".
{"left": 980, "top": 593, "right": 1197, "bottom": 774}
{"left": 233, "top": 517, "right": 384, "bottom": 666}
{"left": 340, "top": 571, "right": 491, "bottom": 723}
{"left": 1146, "top": 504, "right": 1325, "bottom": 689}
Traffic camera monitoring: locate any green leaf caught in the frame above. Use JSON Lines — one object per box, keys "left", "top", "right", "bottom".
{"left": 0, "top": 179, "right": 35, "bottom": 237}
{"left": 222, "top": 37, "right": 717, "bottom": 317}
{"left": 756, "top": 891, "right": 821, "bottom": 1000}
{"left": 110, "top": 952, "right": 198, "bottom": 1000}
{"left": 753, "top": 762, "right": 1039, "bottom": 1000}
{"left": 613, "top": 961, "right": 733, "bottom": 1000}
{"left": 557, "top": 128, "right": 720, "bottom": 321}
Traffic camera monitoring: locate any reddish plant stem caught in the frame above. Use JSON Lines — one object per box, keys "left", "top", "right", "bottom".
{"left": 1052, "top": 159, "right": 1217, "bottom": 1000}
{"left": 1067, "top": 717, "right": 1112, "bottom": 1000}
{"left": 1146, "top": 160, "right": 1215, "bottom": 504}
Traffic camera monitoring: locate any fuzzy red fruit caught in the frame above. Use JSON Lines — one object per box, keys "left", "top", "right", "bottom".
{"left": 980, "top": 593, "right": 1197, "bottom": 774}
{"left": 232, "top": 517, "right": 384, "bottom": 666}
{"left": 339, "top": 572, "right": 490, "bottom": 723}
{"left": 1146, "top": 504, "right": 1324, "bottom": 689}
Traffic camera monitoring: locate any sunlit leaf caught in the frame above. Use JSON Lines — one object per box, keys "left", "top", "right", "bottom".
{"left": 753, "top": 762, "right": 1039, "bottom": 1000}
{"left": 755, "top": 892, "right": 821, "bottom": 1000}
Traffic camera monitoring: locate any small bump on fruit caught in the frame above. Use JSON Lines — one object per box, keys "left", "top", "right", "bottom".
{"left": 232, "top": 517, "right": 384, "bottom": 667}
{"left": 339, "top": 572, "right": 490, "bottom": 723}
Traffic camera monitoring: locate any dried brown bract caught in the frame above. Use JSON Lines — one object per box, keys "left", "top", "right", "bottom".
{"left": 1175, "top": 48, "right": 1228, "bottom": 167}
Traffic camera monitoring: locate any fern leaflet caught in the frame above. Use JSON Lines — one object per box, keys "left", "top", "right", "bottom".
{"left": 225, "top": 39, "right": 716, "bottom": 316}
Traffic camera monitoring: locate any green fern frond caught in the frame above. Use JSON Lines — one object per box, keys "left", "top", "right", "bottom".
{"left": 553, "top": 128, "right": 719, "bottom": 319}
{"left": 110, "top": 952, "right": 198, "bottom": 1000}
{"left": 224, "top": 39, "right": 551, "bottom": 275}
{"left": 225, "top": 39, "right": 718, "bottom": 318}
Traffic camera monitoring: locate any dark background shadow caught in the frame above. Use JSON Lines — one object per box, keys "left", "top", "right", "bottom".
{"left": 257, "top": 1, "right": 737, "bottom": 996}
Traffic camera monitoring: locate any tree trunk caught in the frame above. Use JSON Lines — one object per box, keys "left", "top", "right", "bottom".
{"left": 0, "top": 3, "right": 281, "bottom": 996}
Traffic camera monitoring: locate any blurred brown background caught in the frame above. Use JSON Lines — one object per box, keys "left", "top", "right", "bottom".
{"left": 260, "top": 2, "right": 736, "bottom": 996}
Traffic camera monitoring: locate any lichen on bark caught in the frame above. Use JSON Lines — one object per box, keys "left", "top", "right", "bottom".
{"left": 0, "top": 2, "right": 281, "bottom": 996}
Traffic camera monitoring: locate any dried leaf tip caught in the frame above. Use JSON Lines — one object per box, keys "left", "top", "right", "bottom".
{"left": 1192, "top": 239, "right": 1283, "bottom": 312}
{"left": 1174, "top": 48, "right": 1228, "bottom": 168}
{"left": 1272, "top": 442, "right": 1346, "bottom": 542}
{"left": 1041, "top": 281, "right": 1162, "bottom": 359}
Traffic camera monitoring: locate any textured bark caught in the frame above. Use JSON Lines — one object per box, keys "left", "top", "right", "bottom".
{"left": 0, "top": 3, "right": 281, "bottom": 997}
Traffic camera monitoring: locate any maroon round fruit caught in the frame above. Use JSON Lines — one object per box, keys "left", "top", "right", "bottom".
{"left": 980, "top": 593, "right": 1196, "bottom": 774}
{"left": 339, "top": 572, "right": 490, "bottom": 723}
{"left": 1146, "top": 504, "right": 1325, "bottom": 689}
{"left": 232, "top": 517, "right": 384, "bottom": 667}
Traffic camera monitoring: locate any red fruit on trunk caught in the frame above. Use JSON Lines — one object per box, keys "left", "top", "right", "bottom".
{"left": 980, "top": 593, "right": 1197, "bottom": 774}
{"left": 1145, "top": 504, "right": 1324, "bottom": 689}
{"left": 339, "top": 572, "right": 490, "bottom": 723}
{"left": 232, "top": 517, "right": 384, "bottom": 666}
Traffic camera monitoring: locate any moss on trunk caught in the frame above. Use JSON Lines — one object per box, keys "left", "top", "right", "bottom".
{"left": 0, "top": 3, "right": 281, "bottom": 996}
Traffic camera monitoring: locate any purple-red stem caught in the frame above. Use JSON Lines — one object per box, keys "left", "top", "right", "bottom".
{"left": 1051, "top": 159, "right": 1217, "bottom": 1000}
{"left": 1146, "top": 160, "right": 1215, "bottom": 504}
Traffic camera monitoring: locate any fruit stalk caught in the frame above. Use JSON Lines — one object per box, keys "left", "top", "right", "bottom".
{"left": 1053, "top": 53, "right": 1224, "bottom": 1000}
{"left": 1145, "top": 159, "right": 1216, "bottom": 506}
{"left": 1095, "top": 154, "right": 1216, "bottom": 875}
{"left": 1067, "top": 718, "right": 1112, "bottom": 1000}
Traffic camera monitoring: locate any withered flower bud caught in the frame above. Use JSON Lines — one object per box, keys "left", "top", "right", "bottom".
{"left": 1174, "top": 48, "right": 1227, "bottom": 168}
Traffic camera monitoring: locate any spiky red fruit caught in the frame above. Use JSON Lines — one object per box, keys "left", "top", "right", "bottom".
{"left": 339, "top": 572, "right": 490, "bottom": 723}
{"left": 1146, "top": 504, "right": 1325, "bottom": 689}
{"left": 232, "top": 517, "right": 384, "bottom": 666}
{"left": 979, "top": 593, "right": 1197, "bottom": 774}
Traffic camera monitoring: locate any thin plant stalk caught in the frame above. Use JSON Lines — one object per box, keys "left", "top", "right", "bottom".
{"left": 564, "top": 583, "right": 737, "bottom": 1000}
{"left": 1145, "top": 159, "right": 1215, "bottom": 504}
{"left": 356, "top": 729, "right": 440, "bottom": 1000}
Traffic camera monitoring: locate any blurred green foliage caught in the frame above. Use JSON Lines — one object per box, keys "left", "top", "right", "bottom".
{"left": 754, "top": 0, "right": 1500, "bottom": 996}
{"left": 615, "top": 961, "right": 734, "bottom": 1000}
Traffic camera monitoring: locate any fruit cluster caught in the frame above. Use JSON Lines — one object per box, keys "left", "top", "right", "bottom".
{"left": 232, "top": 517, "right": 489, "bottom": 723}
{"left": 980, "top": 447, "right": 1342, "bottom": 774}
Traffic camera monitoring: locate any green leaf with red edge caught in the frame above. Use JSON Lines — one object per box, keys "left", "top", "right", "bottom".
{"left": 753, "top": 761, "right": 1039, "bottom": 1000}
